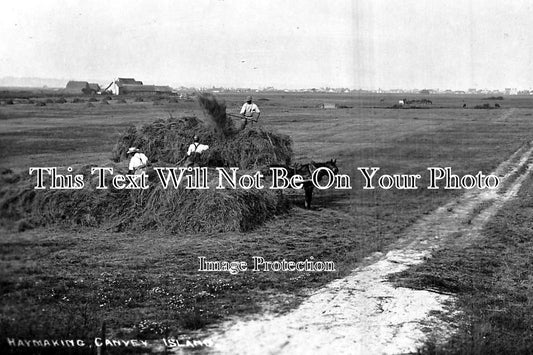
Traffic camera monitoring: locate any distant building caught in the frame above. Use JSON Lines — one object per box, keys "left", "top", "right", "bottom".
{"left": 65, "top": 81, "right": 89, "bottom": 94}
{"left": 104, "top": 78, "right": 142, "bottom": 95}
{"left": 65, "top": 81, "right": 101, "bottom": 94}
{"left": 103, "top": 78, "right": 172, "bottom": 95}
{"left": 503, "top": 88, "right": 519, "bottom": 95}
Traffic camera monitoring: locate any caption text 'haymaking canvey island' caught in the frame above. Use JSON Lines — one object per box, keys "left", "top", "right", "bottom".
{"left": 28, "top": 166, "right": 500, "bottom": 190}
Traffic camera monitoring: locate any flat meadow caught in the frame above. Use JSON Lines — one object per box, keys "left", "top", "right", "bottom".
{"left": 1, "top": 92, "right": 533, "bottom": 353}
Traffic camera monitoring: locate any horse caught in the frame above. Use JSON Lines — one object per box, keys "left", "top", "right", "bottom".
{"left": 265, "top": 159, "right": 339, "bottom": 209}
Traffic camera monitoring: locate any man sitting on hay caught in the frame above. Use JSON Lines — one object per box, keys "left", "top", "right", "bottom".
{"left": 127, "top": 147, "right": 149, "bottom": 175}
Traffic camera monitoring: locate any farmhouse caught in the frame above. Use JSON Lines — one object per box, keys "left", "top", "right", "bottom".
{"left": 104, "top": 78, "right": 172, "bottom": 95}
{"left": 65, "top": 81, "right": 89, "bottom": 93}
{"left": 65, "top": 81, "right": 89, "bottom": 94}
{"left": 119, "top": 85, "right": 173, "bottom": 95}
{"left": 64, "top": 81, "right": 101, "bottom": 95}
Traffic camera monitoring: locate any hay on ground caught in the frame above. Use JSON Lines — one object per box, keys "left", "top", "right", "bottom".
{"left": 0, "top": 166, "right": 288, "bottom": 233}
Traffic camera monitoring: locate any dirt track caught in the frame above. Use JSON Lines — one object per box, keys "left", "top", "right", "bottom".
{"left": 200, "top": 141, "right": 533, "bottom": 355}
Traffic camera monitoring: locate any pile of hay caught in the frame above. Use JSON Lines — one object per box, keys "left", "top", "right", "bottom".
{"left": 111, "top": 117, "right": 292, "bottom": 168}
{"left": 0, "top": 166, "right": 288, "bottom": 233}
{"left": 112, "top": 93, "right": 293, "bottom": 168}
{"left": 474, "top": 103, "right": 497, "bottom": 109}
{"left": 1, "top": 93, "right": 293, "bottom": 234}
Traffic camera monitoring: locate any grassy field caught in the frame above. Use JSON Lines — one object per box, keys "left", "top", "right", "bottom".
{"left": 1, "top": 92, "right": 533, "bottom": 353}
{"left": 391, "top": 173, "right": 533, "bottom": 354}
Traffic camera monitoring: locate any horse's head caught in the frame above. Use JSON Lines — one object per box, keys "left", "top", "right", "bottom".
{"left": 310, "top": 159, "right": 339, "bottom": 180}
{"left": 320, "top": 159, "right": 338, "bottom": 174}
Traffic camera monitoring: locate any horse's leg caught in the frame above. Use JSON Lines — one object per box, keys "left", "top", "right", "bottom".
{"left": 304, "top": 184, "right": 313, "bottom": 209}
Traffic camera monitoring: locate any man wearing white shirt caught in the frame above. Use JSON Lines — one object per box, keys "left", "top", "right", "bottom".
{"left": 187, "top": 135, "right": 209, "bottom": 156}
{"left": 239, "top": 96, "right": 260, "bottom": 129}
{"left": 127, "top": 147, "right": 149, "bottom": 175}
{"left": 185, "top": 135, "right": 209, "bottom": 167}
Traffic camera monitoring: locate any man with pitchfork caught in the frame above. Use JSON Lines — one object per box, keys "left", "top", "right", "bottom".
{"left": 239, "top": 95, "right": 261, "bottom": 129}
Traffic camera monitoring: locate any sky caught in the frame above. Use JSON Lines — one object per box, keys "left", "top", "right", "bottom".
{"left": 0, "top": 0, "right": 531, "bottom": 90}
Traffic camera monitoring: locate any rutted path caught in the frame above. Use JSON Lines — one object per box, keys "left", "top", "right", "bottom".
{"left": 198, "top": 141, "right": 533, "bottom": 355}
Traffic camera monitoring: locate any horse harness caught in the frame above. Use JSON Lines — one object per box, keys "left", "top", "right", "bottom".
{"left": 292, "top": 162, "right": 316, "bottom": 182}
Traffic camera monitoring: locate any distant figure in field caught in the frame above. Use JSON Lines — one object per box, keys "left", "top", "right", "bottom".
{"left": 185, "top": 135, "right": 209, "bottom": 167}
{"left": 398, "top": 100, "right": 405, "bottom": 106}
{"left": 463, "top": 103, "right": 467, "bottom": 108}
{"left": 240, "top": 96, "right": 261, "bottom": 129}
{"left": 495, "top": 103, "right": 501, "bottom": 108}
{"left": 127, "top": 147, "right": 149, "bottom": 175}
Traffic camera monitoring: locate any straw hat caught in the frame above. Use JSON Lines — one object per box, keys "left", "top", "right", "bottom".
{"left": 127, "top": 147, "right": 139, "bottom": 154}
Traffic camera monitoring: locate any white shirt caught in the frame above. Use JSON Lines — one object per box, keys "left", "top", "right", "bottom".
{"left": 240, "top": 102, "right": 260, "bottom": 117}
{"left": 129, "top": 152, "right": 148, "bottom": 172}
{"left": 187, "top": 143, "right": 209, "bottom": 156}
